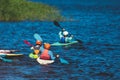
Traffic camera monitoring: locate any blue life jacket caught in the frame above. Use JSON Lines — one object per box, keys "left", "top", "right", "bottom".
{"left": 60, "top": 37, "right": 65, "bottom": 43}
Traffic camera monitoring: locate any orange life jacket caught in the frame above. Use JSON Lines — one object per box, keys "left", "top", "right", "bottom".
{"left": 34, "top": 50, "right": 40, "bottom": 55}
{"left": 34, "top": 45, "right": 41, "bottom": 55}
{"left": 40, "top": 49, "right": 51, "bottom": 60}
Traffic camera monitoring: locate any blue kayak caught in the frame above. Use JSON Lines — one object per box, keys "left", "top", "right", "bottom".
{"left": 51, "top": 41, "right": 78, "bottom": 46}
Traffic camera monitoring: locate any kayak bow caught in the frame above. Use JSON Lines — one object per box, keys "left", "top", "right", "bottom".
{"left": 29, "top": 53, "right": 38, "bottom": 59}
{"left": 37, "top": 58, "right": 54, "bottom": 65}
{"left": 0, "top": 53, "right": 23, "bottom": 57}
{"left": 0, "top": 50, "right": 19, "bottom": 53}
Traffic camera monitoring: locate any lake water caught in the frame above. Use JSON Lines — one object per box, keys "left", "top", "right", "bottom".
{"left": 0, "top": 0, "right": 120, "bottom": 80}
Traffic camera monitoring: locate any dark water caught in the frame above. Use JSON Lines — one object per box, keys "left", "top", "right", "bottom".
{"left": 0, "top": 0, "right": 120, "bottom": 80}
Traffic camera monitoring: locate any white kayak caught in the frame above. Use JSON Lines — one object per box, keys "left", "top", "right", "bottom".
{"left": 51, "top": 41, "right": 78, "bottom": 46}
{"left": 0, "top": 53, "right": 23, "bottom": 57}
{"left": 37, "top": 58, "right": 54, "bottom": 65}
{"left": 0, "top": 50, "right": 18, "bottom": 53}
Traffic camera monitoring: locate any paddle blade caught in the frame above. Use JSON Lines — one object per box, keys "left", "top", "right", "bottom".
{"left": 34, "top": 33, "right": 43, "bottom": 42}
{"left": 24, "top": 40, "right": 33, "bottom": 47}
{"left": 53, "top": 21, "right": 63, "bottom": 29}
{"left": 0, "top": 54, "right": 6, "bottom": 57}
{"left": 0, "top": 57, "right": 12, "bottom": 62}
{"left": 3, "top": 58, "right": 12, "bottom": 62}
{"left": 59, "top": 58, "right": 69, "bottom": 64}
{"left": 53, "top": 21, "right": 60, "bottom": 26}
{"left": 76, "top": 39, "right": 83, "bottom": 44}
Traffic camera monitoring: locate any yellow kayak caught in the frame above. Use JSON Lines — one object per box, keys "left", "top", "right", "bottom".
{"left": 29, "top": 53, "right": 38, "bottom": 59}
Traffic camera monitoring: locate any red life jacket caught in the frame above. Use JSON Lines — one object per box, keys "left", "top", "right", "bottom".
{"left": 40, "top": 49, "right": 51, "bottom": 60}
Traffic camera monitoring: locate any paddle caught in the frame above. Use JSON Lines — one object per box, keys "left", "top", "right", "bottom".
{"left": 24, "top": 40, "right": 33, "bottom": 47}
{"left": 53, "top": 21, "right": 63, "bottom": 29}
{"left": 34, "top": 33, "right": 43, "bottom": 42}
{"left": 24, "top": 33, "right": 43, "bottom": 47}
{"left": 53, "top": 21, "right": 83, "bottom": 43}
{"left": 0, "top": 56, "right": 12, "bottom": 62}
{"left": 55, "top": 54, "right": 69, "bottom": 64}
{"left": 59, "top": 58, "right": 69, "bottom": 64}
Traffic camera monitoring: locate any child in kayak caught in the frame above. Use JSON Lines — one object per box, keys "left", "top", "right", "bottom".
{"left": 40, "top": 43, "right": 58, "bottom": 60}
{"left": 59, "top": 28, "right": 73, "bottom": 43}
{"left": 30, "top": 40, "right": 44, "bottom": 58}
{"left": 31, "top": 40, "right": 44, "bottom": 54}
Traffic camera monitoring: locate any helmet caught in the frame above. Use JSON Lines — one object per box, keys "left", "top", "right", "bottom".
{"left": 36, "top": 40, "right": 42, "bottom": 45}
{"left": 44, "top": 43, "right": 51, "bottom": 49}
{"left": 63, "top": 31, "right": 68, "bottom": 36}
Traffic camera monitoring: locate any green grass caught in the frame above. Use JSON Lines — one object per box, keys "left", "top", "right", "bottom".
{"left": 0, "top": 0, "right": 64, "bottom": 21}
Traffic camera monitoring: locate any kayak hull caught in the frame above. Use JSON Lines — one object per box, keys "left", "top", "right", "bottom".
{"left": 51, "top": 41, "right": 78, "bottom": 46}
{"left": 0, "top": 53, "right": 23, "bottom": 57}
{"left": 37, "top": 58, "right": 54, "bottom": 65}
{"left": 0, "top": 50, "right": 18, "bottom": 53}
{"left": 29, "top": 53, "right": 38, "bottom": 59}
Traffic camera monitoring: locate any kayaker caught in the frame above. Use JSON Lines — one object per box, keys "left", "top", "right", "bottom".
{"left": 31, "top": 40, "right": 43, "bottom": 55}
{"left": 59, "top": 28, "right": 73, "bottom": 43}
{"left": 40, "top": 43, "right": 58, "bottom": 60}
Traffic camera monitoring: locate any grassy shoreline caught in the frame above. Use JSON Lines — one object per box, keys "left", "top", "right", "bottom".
{"left": 0, "top": 0, "right": 64, "bottom": 21}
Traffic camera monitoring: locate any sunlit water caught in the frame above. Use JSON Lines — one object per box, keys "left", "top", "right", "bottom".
{"left": 0, "top": 0, "right": 120, "bottom": 80}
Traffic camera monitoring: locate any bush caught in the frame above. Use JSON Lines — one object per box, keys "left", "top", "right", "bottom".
{"left": 0, "top": 0, "right": 63, "bottom": 21}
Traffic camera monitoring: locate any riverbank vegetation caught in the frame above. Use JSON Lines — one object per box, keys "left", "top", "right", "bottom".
{"left": 0, "top": 0, "right": 63, "bottom": 21}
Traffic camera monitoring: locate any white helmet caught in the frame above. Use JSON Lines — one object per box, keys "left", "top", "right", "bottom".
{"left": 63, "top": 31, "right": 69, "bottom": 36}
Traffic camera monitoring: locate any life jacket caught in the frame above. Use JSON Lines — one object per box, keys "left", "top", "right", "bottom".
{"left": 60, "top": 37, "right": 65, "bottom": 43}
{"left": 34, "top": 45, "right": 41, "bottom": 55}
{"left": 40, "top": 49, "right": 51, "bottom": 60}
{"left": 34, "top": 50, "right": 40, "bottom": 55}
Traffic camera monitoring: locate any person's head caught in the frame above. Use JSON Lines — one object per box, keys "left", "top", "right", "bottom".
{"left": 36, "top": 40, "right": 42, "bottom": 45}
{"left": 63, "top": 31, "right": 69, "bottom": 37}
{"left": 44, "top": 43, "right": 51, "bottom": 50}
